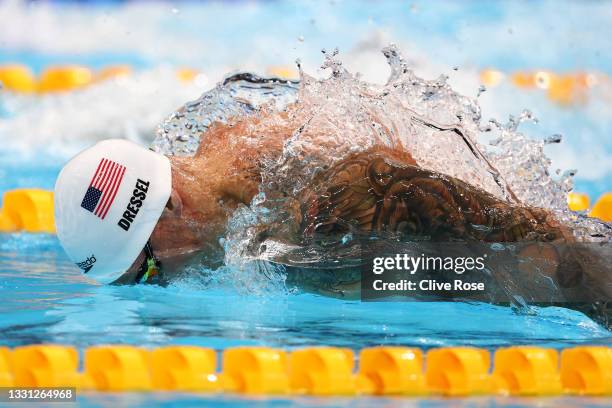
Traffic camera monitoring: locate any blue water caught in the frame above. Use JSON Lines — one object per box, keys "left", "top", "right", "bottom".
{"left": 2, "top": 229, "right": 610, "bottom": 350}
{"left": 1, "top": 229, "right": 611, "bottom": 407}
{"left": 68, "top": 394, "right": 612, "bottom": 408}
{"left": 1, "top": 157, "right": 610, "bottom": 349}
{"left": 1, "top": 1, "right": 611, "bottom": 406}
{"left": 1, "top": 159, "right": 610, "bottom": 407}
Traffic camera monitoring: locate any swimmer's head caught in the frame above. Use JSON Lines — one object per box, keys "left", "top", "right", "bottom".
{"left": 122, "top": 154, "right": 233, "bottom": 279}
{"left": 54, "top": 139, "right": 171, "bottom": 283}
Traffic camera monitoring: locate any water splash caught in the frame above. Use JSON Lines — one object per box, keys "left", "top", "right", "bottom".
{"left": 152, "top": 73, "right": 299, "bottom": 156}
{"left": 153, "top": 46, "right": 610, "bottom": 289}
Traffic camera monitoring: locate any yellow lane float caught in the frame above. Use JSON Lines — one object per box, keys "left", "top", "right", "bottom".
{"left": 289, "top": 347, "right": 356, "bottom": 395}
{"left": 547, "top": 74, "right": 589, "bottom": 106}
{"left": 590, "top": 193, "right": 612, "bottom": 222}
{"left": 222, "top": 347, "right": 289, "bottom": 394}
{"left": 151, "top": 346, "right": 218, "bottom": 391}
{"left": 567, "top": 192, "right": 590, "bottom": 211}
{"left": 425, "top": 347, "right": 491, "bottom": 396}
{"left": 0, "top": 345, "right": 608, "bottom": 396}
{"left": 561, "top": 346, "right": 612, "bottom": 395}
{"left": 357, "top": 347, "right": 426, "bottom": 395}
{"left": 0, "top": 347, "right": 12, "bottom": 387}
{"left": 12, "top": 345, "right": 80, "bottom": 388}
{"left": 2, "top": 62, "right": 607, "bottom": 105}
{"left": 176, "top": 68, "right": 199, "bottom": 83}
{"left": 493, "top": 347, "right": 561, "bottom": 396}
{"left": 0, "top": 189, "right": 55, "bottom": 233}
{"left": 479, "top": 69, "right": 505, "bottom": 88}
{"left": 0, "top": 64, "right": 37, "bottom": 93}
{"left": 95, "top": 65, "right": 132, "bottom": 82}
{"left": 508, "top": 70, "right": 592, "bottom": 105}
{"left": 38, "top": 65, "right": 93, "bottom": 93}
{"left": 84, "top": 345, "right": 152, "bottom": 391}
{"left": 0, "top": 188, "right": 609, "bottom": 231}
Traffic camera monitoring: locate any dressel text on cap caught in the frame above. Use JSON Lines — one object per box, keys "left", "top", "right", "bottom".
{"left": 118, "top": 179, "right": 150, "bottom": 231}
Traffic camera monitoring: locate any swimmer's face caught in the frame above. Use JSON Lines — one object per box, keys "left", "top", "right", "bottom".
{"left": 122, "top": 156, "right": 228, "bottom": 282}
{"left": 120, "top": 117, "right": 277, "bottom": 283}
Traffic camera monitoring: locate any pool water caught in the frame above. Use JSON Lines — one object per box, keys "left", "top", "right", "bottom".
{"left": 2, "top": 221, "right": 610, "bottom": 351}
{"left": 0, "top": 154, "right": 609, "bottom": 349}
{"left": 1, "top": 226, "right": 611, "bottom": 407}
{"left": 64, "top": 394, "right": 612, "bottom": 408}
{"left": 0, "top": 157, "right": 610, "bottom": 407}
{"left": 0, "top": 157, "right": 609, "bottom": 351}
{"left": 1, "top": 1, "right": 611, "bottom": 406}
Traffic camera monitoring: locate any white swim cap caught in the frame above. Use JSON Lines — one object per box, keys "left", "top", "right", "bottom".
{"left": 54, "top": 139, "right": 171, "bottom": 283}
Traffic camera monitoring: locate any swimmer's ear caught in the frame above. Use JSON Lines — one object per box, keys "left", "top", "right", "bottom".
{"left": 164, "top": 188, "right": 183, "bottom": 216}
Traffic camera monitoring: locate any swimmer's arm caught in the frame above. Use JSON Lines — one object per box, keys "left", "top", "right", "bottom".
{"left": 301, "top": 151, "right": 565, "bottom": 242}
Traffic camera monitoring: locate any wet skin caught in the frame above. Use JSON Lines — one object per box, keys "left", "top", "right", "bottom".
{"left": 117, "top": 113, "right": 610, "bottom": 327}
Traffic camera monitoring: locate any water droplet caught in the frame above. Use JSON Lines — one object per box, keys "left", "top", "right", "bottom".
{"left": 544, "top": 134, "right": 562, "bottom": 144}
{"left": 562, "top": 169, "right": 577, "bottom": 177}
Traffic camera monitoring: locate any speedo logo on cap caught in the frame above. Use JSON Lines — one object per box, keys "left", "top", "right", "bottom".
{"left": 81, "top": 158, "right": 127, "bottom": 220}
{"left": 76, "top": 255, "right": 96, "bottom": 273}
{"left": 118, "top": 179, "right": 150, "bottom": 231}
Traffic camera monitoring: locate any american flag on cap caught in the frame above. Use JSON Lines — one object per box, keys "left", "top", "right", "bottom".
{"left": 80, "top": 158, "right": 126, "bottom": 219}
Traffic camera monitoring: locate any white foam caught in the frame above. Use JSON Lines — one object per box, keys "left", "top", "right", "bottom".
{"left": 1, "top": 68, "right": 204, "bottom": 153}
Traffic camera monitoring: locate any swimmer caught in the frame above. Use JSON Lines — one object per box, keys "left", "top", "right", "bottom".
{"left": 54, "top": 107, "right": 611, "bottom": 326}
